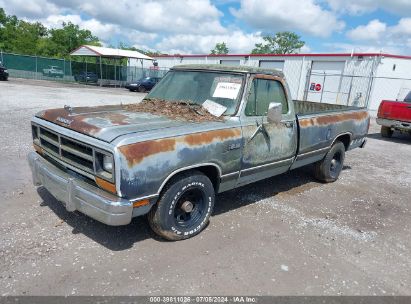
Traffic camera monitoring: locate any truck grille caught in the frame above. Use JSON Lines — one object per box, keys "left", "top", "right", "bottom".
{"left": 32, "top": 124, "right": 113, "bottom": 182}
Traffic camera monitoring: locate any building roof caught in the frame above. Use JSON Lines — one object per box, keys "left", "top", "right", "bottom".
{"left": 154, "top": 52, "right": 411, "bottom": 60}
{"left": 172, "top": 64, "right": 284, "bottom": 76}
{"left": 70, "top": 45, "right": 153, "bottom": 60}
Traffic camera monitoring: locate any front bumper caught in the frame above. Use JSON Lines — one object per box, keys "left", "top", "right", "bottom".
{"left": 376, "top": 118, "right": 411, "bottom": 131}
{"left": 28, "top": 151, "right": 133, "bottom": 226}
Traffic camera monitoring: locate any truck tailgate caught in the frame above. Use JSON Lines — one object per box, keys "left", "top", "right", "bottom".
{"left": 377, "top": 100, "right": 411, "bottom": 123}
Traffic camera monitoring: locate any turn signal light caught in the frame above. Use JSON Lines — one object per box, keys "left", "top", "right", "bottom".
{"left": 133, "top": 199, "right": 149, "bottom": 208}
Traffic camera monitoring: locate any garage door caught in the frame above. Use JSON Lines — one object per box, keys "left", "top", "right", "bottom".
{"left": 220, "top": 60, "right": 240, "bottom": 66}
{"left": 259, "top": 60, "right": 284, "bottom": 71}
{"left": 306, "top": 61, "right": 345, "bottom": 104}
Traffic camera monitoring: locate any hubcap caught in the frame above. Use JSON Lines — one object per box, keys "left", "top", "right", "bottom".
{"left": 181, "top": 201, "right": 194, "bottom": 213}
{"left": 330, "top": 151, "right": 342, "bottom": 177}
{"left": 174, "top": 188, "right": 206, "bottom": 228}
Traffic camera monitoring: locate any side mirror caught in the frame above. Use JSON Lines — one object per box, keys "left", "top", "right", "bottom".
{"left": 267, "top": 102, "right": 282, "bottom": 123}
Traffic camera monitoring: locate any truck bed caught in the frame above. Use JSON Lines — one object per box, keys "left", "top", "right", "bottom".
{"left": 291, "top": 100, "right": 369, "bottom": 169}
{"left": 293, "top": 100, "right": 360, "bottom": 116}
{"left": 377, "top": 100, "right": 411, "bottom": 123}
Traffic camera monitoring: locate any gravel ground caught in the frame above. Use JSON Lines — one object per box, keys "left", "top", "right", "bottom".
{"left": 0, "top": 78, "right": 410, "bottom": 296}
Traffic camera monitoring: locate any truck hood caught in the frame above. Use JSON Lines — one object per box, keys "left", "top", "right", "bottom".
{"left": 35, "top": 105, "right": 188, "bottom": 142}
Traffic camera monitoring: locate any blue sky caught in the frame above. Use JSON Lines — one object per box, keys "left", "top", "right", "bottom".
{"left": 0, "top": 0, "right": 410, "bottom": 55}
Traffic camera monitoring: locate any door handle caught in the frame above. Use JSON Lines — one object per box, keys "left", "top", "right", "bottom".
{"left": 248, "top": 120, "right": 269, "bottom": 142}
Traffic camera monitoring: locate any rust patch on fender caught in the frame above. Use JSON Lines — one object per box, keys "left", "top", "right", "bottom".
{"left": 119, "top": 128, "right": 241, "bottom": 167}
{"left": 299, "top": 111, "right": 368, "bottom": 128}
{"left": 184, "top": 128, "right": 241, "bottom": 146}
{"left": 119, "top": 138, "right": 176, "bottom": 167}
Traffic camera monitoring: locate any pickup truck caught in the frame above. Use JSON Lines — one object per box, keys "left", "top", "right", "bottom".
{"left": 376, "top": 91, "right": 411, "bottom": 137}
{"left": 42, "top": 66, "right": 64, "bottom": 78}
{"left": 28, "top": 64, "right": 369, "bottom": 240}
{"left": 0, "top": 62, "right": 8, "bottom": 81}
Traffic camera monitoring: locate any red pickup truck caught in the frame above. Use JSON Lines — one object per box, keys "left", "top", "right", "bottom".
{"left": 376, "top": 91, "right": 411, "bottom": 137}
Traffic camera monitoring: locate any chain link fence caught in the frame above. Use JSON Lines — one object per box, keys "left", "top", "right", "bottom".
{"left": 0, "top": 51, "right": 168, "bottom": 86}
{"left": 303, "top": 72, "right": 372, "bottom": 107}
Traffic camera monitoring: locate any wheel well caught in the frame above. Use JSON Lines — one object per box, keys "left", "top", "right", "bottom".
{"left": 160, "top": 165, "right": 221, "bottom": 194}
{"left": 335, "top": 134, "right": 351, "bottom": 150}
{"left": 195, "top": 166, "right": 220, "bottom": 191}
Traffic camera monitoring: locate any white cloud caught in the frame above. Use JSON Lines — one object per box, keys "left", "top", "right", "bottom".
{"left": 347, "top": 18, "right": 411, "bottom": 41}
{"left": 155, "top": 31, "right": 264, "bottom": 54}
{"left": 0, "top": 0, "right": 59, "bottom": 18}
{"left": 326, "top": 0, "right": 411, "bottom": 16}
{"left": 391, "top": 18, "right": 411, "bottom": 35}
{"left": 47, "top": 0, "right": 227, "bottom": 35}
{"left": 346, "top": 19, "right": 386, "bottom": 41}
{"left": 40, "top": 14, "right": 120, "bottom": 41}
{"left": 330, "top": 18, "right": 411, "bottom": 55}
{"left": 231, "top": 0, "right": 345, "bottom": 37}
{"left": 324, "top": 42, "right": 403, "bottom": 54}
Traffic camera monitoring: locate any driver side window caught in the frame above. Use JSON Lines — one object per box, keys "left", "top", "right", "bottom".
{"left": 245, "top": 78, "right": 288, "bottom": 116}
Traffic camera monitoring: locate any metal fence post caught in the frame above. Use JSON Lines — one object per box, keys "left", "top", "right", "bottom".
{"left": 35, "top": 55, "right": 38, "bottom": 79}
{"left": 319, "top": 72, "right": 326, "bottom": 103}
{"left": 347, "top": 76, "right": 354, "bottom": 105}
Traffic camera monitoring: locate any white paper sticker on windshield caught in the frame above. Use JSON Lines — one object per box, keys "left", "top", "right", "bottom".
{"left": 212, "top": 82, "right": 241, "bottom": 99}
{"left": 202, "top": 99, "right": 227, "bottom": 117}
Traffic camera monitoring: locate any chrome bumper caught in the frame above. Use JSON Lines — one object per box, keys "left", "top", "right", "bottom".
{"left": 376, "top": 118, "right": 411, "bottom": 131}
{"left": 28, "top": 152, "right": 133, "bottom": 226}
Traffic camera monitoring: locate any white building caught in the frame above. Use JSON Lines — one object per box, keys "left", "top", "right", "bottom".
{"left": 142, "top": 53, "right": 411, "bottom": 112}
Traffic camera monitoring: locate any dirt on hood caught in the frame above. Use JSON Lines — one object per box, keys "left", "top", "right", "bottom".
{"left": 124, "top": 99, "right": 224, "bottom": 123}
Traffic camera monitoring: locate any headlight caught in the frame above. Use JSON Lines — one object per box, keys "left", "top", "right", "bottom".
{"left": 4, "top": 69, "right": 7, "bottom": 72}
{"left": 95, "top": 151, "right": 114, "bottom": 181}
{"left": 103, "top": 155, "right": 113, "bottom": 172}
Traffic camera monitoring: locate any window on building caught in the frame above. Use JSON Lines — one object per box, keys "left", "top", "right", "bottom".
{"left": 259, "top": 60, "right": 284, "bottom": 71}
{"left": 220, "top": 60, "right": 241, "bottom": 66}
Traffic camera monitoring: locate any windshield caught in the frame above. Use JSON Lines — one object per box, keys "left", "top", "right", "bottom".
{"left": 145, "top": 70, "right": 244, "bottom": 115}
{"left": 405, "top": 91, "right": 411, "bottom": 103}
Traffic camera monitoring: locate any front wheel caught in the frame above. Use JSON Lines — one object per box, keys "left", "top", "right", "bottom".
{"left": 137, "top": 85, "right": 146, "bottom": 93}
{"left": 314, "top": 141, "right": 346, "bottom": 183}
{"left": 148, "top": 171, "right": 215, "bottom": 241}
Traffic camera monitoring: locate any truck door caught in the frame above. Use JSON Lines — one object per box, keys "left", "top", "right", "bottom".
{"left": 238, "top": 75, "right": 297, "bottom": 186}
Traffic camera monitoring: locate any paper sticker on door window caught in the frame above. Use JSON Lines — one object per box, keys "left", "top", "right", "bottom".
{"left": 212, "top": 82, "right": 241, "bottom": 99}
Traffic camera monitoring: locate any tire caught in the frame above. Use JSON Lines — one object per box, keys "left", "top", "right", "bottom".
{"left": 137, "top": 85, "right": 146, "bottom": 93}
{"left": 148, "top": 171, "right": 215, "bottom": 241}
{"left": 314, "top": 141, "right": 346, "bottom": 183}
{"left": 381, "top": 126, "right": 393, "bottom": 138}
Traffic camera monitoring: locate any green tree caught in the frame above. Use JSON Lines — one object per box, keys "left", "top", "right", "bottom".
{"left": 0, "top": 9, "right": 47, "bottom": 54}
{"left": 252, "top": 32, "right": 305, "bottom": 54}
{"left": 0, "top": 9, "right": 102, "bottom": 57}
{"left": 210, "top": 42, "right": 229, "bottom": 55}
{"left": 46, "top": 22, "right": 101, "bottom": 58}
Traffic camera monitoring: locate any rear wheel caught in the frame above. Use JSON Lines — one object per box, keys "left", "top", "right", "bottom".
{"left": 314, "top": 141, "right": 346, "bottom": 183}
{"left": 148, "top": 171, "right": 215, "bottom": 241}
{"left": 381, "top": 126, "right": 393, "bottom": 138}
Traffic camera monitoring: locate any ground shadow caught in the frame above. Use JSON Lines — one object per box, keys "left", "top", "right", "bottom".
{"left": 37, "top": 164, "right": 347, "bottom": 250}
{"left": 213, "top": 164, "right": 351, "bottom": 215}
{"left": 367, "top": 132, "right": 411, "bottom": 145}
{"left": 37, "top": 187, "right": 153, "bottom": 250}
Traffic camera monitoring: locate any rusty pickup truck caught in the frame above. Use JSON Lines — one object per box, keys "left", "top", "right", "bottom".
{"left": 28, "top": 64, "right": 369, "bottom": 240}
